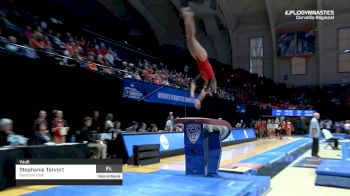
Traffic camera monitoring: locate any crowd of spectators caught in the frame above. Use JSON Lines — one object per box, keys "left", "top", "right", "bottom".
{"left": 0, "top": 5, "right": 237, "bottom": 100}
{"left": 247, "top": 118, "right": 294, "bottom": 139}
{"left": 0, "top": 109, "right": 186, "bottom": 159}
{"left": 2, "top": 3, "right": 350, "bottom": 152}
{"left": 6, "top": 4, "right": 347, "bottom": 110}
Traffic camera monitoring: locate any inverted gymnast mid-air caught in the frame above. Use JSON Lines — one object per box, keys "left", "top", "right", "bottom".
{"left": 181, "top": 7, "right": 217, "bottom": 110}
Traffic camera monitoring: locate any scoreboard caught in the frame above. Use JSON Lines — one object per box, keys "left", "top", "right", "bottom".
{"left": 271, "top": 109, "right": 315, "bottom": 117}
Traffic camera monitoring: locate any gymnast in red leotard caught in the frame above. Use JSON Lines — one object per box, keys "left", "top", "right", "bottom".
{"left": 181, "top": 7, "right": 217, "bottom": 110}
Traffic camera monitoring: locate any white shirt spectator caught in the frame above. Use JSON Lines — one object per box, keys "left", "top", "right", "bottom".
{"left": 5, "top": 43, "right": 19, "bottom": 52}
{"left": 105, "top": 120, "right": 114, "bottom": 131}
{"left": 165, "top": 119, "right": 174, "bottom": 131}
{"left": 24, "top": 45, "right": 38, "bottom": 59}
{"left": 344, "top": 122, "right": 350, "bottom": 131}
{"left": 105, "top": 53, "right": 114, "bottom": 65}
{"left": 322, "top": 129, "right": 333, "bottom": 140}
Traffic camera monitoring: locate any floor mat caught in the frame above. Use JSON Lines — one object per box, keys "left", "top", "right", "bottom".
{"left": 293, "top": 157, "right": 339, "bottom": 168}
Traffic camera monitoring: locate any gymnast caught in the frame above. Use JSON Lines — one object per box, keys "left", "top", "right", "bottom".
{"left": 181, "top": 7, "right": 217, "bottom": 110}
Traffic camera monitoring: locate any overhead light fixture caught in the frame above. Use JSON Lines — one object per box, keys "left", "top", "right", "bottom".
{"left": 344, "top": 49, "right": 350, "bottom": 53}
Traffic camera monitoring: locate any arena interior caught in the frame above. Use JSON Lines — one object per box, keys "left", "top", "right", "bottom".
{"left": 0, "top": 0, "right": 350, "bottom": 195}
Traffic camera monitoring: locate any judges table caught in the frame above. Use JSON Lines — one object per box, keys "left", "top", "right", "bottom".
{"left": 117, "top": 129, "right": 256, "bottom": 164}
{"left": 0, "top": 143, "right": 89, "bottom": 190}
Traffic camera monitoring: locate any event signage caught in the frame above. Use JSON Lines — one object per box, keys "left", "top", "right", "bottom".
{"left": 122, "top": 79, "right": 197, "bottom": 107}
{"left": 122, "top": 129, "right": 256, "bottom": 156}
{"left": 271, "top": 109, "right": 315, "bottom": 117}
{"left": 16, "top": 159, "right": 122, "bottom": 185}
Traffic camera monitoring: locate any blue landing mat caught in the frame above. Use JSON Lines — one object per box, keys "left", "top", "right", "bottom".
{"left": 151, "top": 170, "right": 270, "bottom": 195}
{"left": 315, "top": 175, "right": 350, "bottom": 189}
{"left": 239, "top": 138, "right": 312, "bottom": 166}
{"left": 23, "top": 172, "right": 254, "bottom": 196}
{"left": 316, "top": 160, "right": 350, "bottom": 177}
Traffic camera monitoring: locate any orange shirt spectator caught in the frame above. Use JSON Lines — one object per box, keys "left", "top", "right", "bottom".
{"left": 86, "top": 56, "right": 98, "bottom": 71}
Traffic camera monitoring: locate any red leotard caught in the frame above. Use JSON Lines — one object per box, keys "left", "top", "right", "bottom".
{"left": 196, "top": 57, "right": 215, "bottom": 81}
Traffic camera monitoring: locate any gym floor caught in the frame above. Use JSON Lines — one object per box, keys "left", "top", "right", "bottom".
{"left": 1, "top": 138, "right": 348, "bottom": 196}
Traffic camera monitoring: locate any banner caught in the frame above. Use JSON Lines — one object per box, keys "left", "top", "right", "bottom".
{"left": 122, "top": 79, "right": 197, "bottom": 107}
{"left": 271, "top": 109, "right": 315, "bottom": 117}
{"left": 222, "top": 128, "right": 256, "bottom": 143}
{"left": 122, "top": 129, "right": 257, "bottom": 156}
{"left": 122, "top": 132, "right": 185, "bottom": 156}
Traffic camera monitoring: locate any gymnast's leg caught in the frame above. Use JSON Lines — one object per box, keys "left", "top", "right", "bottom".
{"left": 181, "top": 7, "right": 207, "bottom": 62}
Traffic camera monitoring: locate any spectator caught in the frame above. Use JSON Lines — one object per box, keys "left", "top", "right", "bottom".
{"left": 53, "top": 33, "right": 64, "bottom": 48}
{"left": 281, "top": 121, "right": 287, "bottom": 137}
{"left": 114, "top": 121, "right": 122, "bottom": 132}
{"left": 164, "top": 116, "right": 174, "bottom": 132}
{"left": 91, "top": 111, "right": 103, "bottom": 132}
{"left": 240, "top": 120, "right": 246, "bottom": 128}
{"left": 86, "top": 55, "right": 98, "bottom": 71}
{"left": 125, "top": 121, "right": 139, "bottom": 132}
{"left": 112, "top": 49, "right": 121, "bottom": 61}
{"left": 184, "top": 64, "right": 189, "bottom": 78}
{"left": 257, "top": 119, "right": 265, "bottom": 139}
{"left": 23, "top": 26, "right": 32, "bottom": 39}
{"left": 174, "top": 118, "right": 184, "bottom": 132}
{"left": 322, "top": 129, "right": 339, "bottom": 149}
{"left": 0, "top": 118, "right": 28, "bottom": 147}
{"left": 275, "top": 118, "right": 282, "bottom": 139}
{"left": 105, "top": 48, "right": 115, "bottom": 66}
{"left": 344, "top": 120, "right": 350, "bottom": 134}
{"left": 104, "top": 113, "right": 114, "bottom": 132}
{"left": 0, "top": 118, "right": 13, "bottom": 147}
{"left": 34, "top": 123, "right": 53, "bottom": 145}
{"left": 138, "top": 123, "right": 148, "bottom": 132}
{"left": 148, "top": 123, "right": 158, "bottom": 132}
{"left": 81, "top": 117, "right": 107, "bottom": 159}
{"left": 5, "top": 36, "right": 19, "bottom": 53}
{"left": 267, "top": 119, "right": 275, "bottom": 139}
{"left": 33, "top": 110, "right": 48, "bottom": 130}
{"left": 286, "top": 121, "right": 294, "bottom": 137}
{"left": 51, "top": 110, "right": 70, "bottom": 143}
{"left": 23, "top": 44, "right": 38, "bottom": 58}
{"left": 309, "top": 113, "right": 321, "bottom": 157}
{"left": 167, "top": 111, "right": 174, "bottom": 121}
{"left": 236, "top": 120, "right": 245, "bottom": 129}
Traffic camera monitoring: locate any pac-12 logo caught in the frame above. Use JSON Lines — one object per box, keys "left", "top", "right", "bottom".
{"left": 186, "top": 124, "right": 201, "bottom": 144}
{"left": 160, "top": 134, "right": 169, "bottom": 150}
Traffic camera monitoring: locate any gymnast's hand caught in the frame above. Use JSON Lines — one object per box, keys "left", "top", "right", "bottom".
{"left": 194, "top": 99, "right": 201, "bottom": 110}
{"left": 190, "top": 91, "right": 195, "bottom": 98}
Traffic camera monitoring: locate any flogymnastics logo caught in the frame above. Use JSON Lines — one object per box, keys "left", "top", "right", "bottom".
{"left": 285, "top": 10, "right": 334, "bottom": 20}
{"left": 186, "top": 124, "right": 201, "bottom": 144}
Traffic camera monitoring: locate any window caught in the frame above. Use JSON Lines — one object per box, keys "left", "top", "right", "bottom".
{"left": 249, "top": 37, "right": 264, "bottom": 76}
{"left": 291, "top": 57, "right": 306, "bottom": 75}
{"left": 339, "top": 53, "right": 350, "bottom": 72}
{"left": 249, "top": 59, "right": 263, "bottom": 76}
{"left": 250, "top": 37, "right": 263, "bottom": 57}
{"left": 338, "top": 28, "right": 350, "bottom": 72}
{"left": 338, "top": 28, "right": 350, "bottom": 50}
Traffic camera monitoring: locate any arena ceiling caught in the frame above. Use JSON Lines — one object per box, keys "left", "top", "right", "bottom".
{"left": 99, "top": 0, "right": 350, "bottom": 64}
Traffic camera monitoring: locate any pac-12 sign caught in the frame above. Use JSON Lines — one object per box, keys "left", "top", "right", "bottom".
{"left": 186, "top": 124, "right": 201, "bottom": 144}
